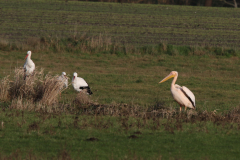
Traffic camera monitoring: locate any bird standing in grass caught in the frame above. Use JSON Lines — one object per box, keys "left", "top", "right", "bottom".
{"left": 58, "top": 72, "right": 68, "bottom": 89}
{"left": 72, "top": 72, "right": 93, "bottom": 95}
{"left": 23, "top": 51, "right": 35, "bottom": 80}
{"left": 159, "top": 71, "right": 195, "bottom": 111}
{"left": 57, "top": 72, "right": 68, "bottom": 98}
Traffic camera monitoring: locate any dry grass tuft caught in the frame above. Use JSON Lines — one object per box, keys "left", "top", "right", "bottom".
{"left": 90, "top": 34, "right": 112, "bottom": 49}
{"left": 186, "top": 109, "right": 198, "bottom": 119}
{"left": 37, "top": 74, "right": 63, "bottom": 105}
{"left": 0, "top": 75, "right": 10, "bottom": 101}
{"left": 9, "top": 68, "right": 38, "bottom": 101}
{"left": 225, "top": 106, "right": 240, "bottom": 123}
{"left": 9, "top": 97, "right": 34, "bottom": 110}
{"left": 74, "top": 92, "right": 93, "bottom": 109}
{"left": 0, "top": 67, "right": 68, "bottom": 111}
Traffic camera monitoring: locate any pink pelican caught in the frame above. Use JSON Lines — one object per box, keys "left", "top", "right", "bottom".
{"left": 159, "top": 71, "right": 196, "bottom": 111}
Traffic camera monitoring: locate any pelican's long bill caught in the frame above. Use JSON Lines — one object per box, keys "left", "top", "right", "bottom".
{"left": 159, "top": 72, "right": 175, "bottom": 83}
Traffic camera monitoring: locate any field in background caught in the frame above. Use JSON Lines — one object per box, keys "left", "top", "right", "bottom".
{"left": 1, "top": 0, "right": 240, "bottom": 159}
{"left": 1, "top": 0, "right": 240, "bottom": 47}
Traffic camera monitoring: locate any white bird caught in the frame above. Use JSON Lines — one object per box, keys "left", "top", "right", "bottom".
{"left": 57, "top": 72, "right": 68, "bottom": 89}
{"left": 23, "top": 51, "right": 35, "bottom": 80}
{"left": 72, "top": 72, "right": 93, "bottom": 95}
{"left": 159, "top": 71, "right": 195, "bottom": 111}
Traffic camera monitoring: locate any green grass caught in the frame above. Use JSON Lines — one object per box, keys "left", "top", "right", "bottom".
{"left": 0, "top": 110, "right": 240, "bottom": 159}
{"left": 1, "top": 0, "right": 240, "bottom": 47}
{"left": 2, "top": 44, "right": 240, "bottom": 160}
{"left": 1, "top": 50, "right": 240, "bottom": 111}
{"left": 1, "top": 1, "right": 240, "bottom": 159}
{"left": 2, "top": 129, "right": 239, "bottom": 159}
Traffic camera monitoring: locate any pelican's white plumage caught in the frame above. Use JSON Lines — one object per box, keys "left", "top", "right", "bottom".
{"left": 58, "top": 72, "right": 68, "bottom": 89}
{"left": 72, "top": 72, "right": 93, "bottom": 95}
{"left": 23, "top": 51, "right": 35, "bottom": 79}
{"left": 181, "top": 86, "right": 195, "bottom": 107}
{"left": 159, "top": 71, "right": 195, "bottom": 111}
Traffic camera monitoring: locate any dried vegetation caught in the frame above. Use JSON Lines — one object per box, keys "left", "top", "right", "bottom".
{"left": 0, "top": 34, "right": 238, "bottom": 57}
{"left": 0, "top": 76, "right": 10, "bottom": 102}
{"left": 0, "top": 67, "right": 67, "bottom": 111}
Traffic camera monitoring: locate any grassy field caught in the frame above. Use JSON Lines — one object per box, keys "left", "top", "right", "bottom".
{"left": 1, "top": 0, "right": 240, "bottom": 159}
{"left": 0, "top": 108, "right": 240, "bottom": 159}
{"left": 1, "top": 50, "right": 240, "bottom": 111}
{"left": 1, "top": 0, "right": 240, "bottom": 47}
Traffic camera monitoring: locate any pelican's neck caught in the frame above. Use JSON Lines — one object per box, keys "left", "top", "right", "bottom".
{"left": 171, "top": 74, "right": 178, "bottom": 87}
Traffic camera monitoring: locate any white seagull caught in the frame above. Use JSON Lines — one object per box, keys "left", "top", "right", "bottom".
{"left": 58, "top": 72, "right": 68, "bottom": 89}
{"left": 23, "top": 51, "right": 35, "bottom": 80}
{"left": 72, "top": 72, "right": 93, "bottom": 95}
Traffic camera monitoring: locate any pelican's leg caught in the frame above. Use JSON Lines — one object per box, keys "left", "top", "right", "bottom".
{"left": 180, "top": 106, "right": 182, "bottom": 112}
{"left": 185, "top": 106, "right": 187, "bottom": 111}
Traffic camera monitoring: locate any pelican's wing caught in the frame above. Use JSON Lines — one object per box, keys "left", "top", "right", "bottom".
{"left": 174, "top": 84, "right": 182, "bottom": 89}
{"left": 181, "top": 86, "right": 195, "bottom": 108}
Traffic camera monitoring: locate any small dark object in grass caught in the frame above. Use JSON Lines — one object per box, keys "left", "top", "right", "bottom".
{"left": 128, "top": 135, "right": 138, "bottom": 139}
{"left": 133, "top": 131, "right": 142, "bottom": 135}
{"left": 136, "top": 79, "right": 143, "bottom": 83}
{"left": 86, "top": 137, "right": 99, "bottom": 141}
{"left": 28, "top": 121, "right": 39, "bottom": 132}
